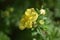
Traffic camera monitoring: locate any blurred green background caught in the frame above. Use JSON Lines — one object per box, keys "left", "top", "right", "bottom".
{"left": 0, "top": 0, "right": 60, "bottom": 40}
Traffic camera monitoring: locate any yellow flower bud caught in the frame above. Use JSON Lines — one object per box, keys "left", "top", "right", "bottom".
{"left": 40, "top": 9, "right": 46, "bottom": 15}
{"left": 19, "top": 25, "right": 26, "bottom": 30}
{"left": 39, "top": 20, "right": 45, "bottom": 25}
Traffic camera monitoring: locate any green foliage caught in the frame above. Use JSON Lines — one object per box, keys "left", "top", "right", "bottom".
{"left": 0, "top": 0, "right": 60, "bottom": 40}
{"left": 0, "top": 31, "right": 10, "bottom": 40}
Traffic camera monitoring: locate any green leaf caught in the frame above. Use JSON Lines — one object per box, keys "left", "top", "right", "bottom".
{"left": 0, "top": 31, "right": 10, "bottom": 40}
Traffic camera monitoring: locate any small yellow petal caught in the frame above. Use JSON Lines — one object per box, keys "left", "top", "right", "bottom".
{"left": 19, "top": 17, "right": 26, "bottom": 30}
{"left": 26, "top": 21, "right": 32, "bottom": 28}
{"left": 31, "top": 12, "right": 38, "bottom": 21}
{"left": 25, "top": 9, "right": 31, "bottom": 16}
{"left": 19, "top": 25, "right": 25, "bottom": 30}
{"left": 27, "top": 9, "right": 31, "bottom": 12}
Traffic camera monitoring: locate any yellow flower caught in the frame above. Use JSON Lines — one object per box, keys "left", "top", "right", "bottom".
{"left": 39, "top": 20, "right": 45, "bottom": 25}
{"left": 40, "top": 9, "right": 46, "bottom": 15}
{"left": 19, "top": 8, "right": 38, "bottom": 30}
{"left": 25, "top": 8, "right": 38, "bottom": 22}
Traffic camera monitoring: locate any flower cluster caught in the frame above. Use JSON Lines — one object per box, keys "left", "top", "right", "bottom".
{"left": 19, "top": 8, "right": 38, "bottom": 30}
{"left": 19, "top": 8, "right": 46, "bottom": 30}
